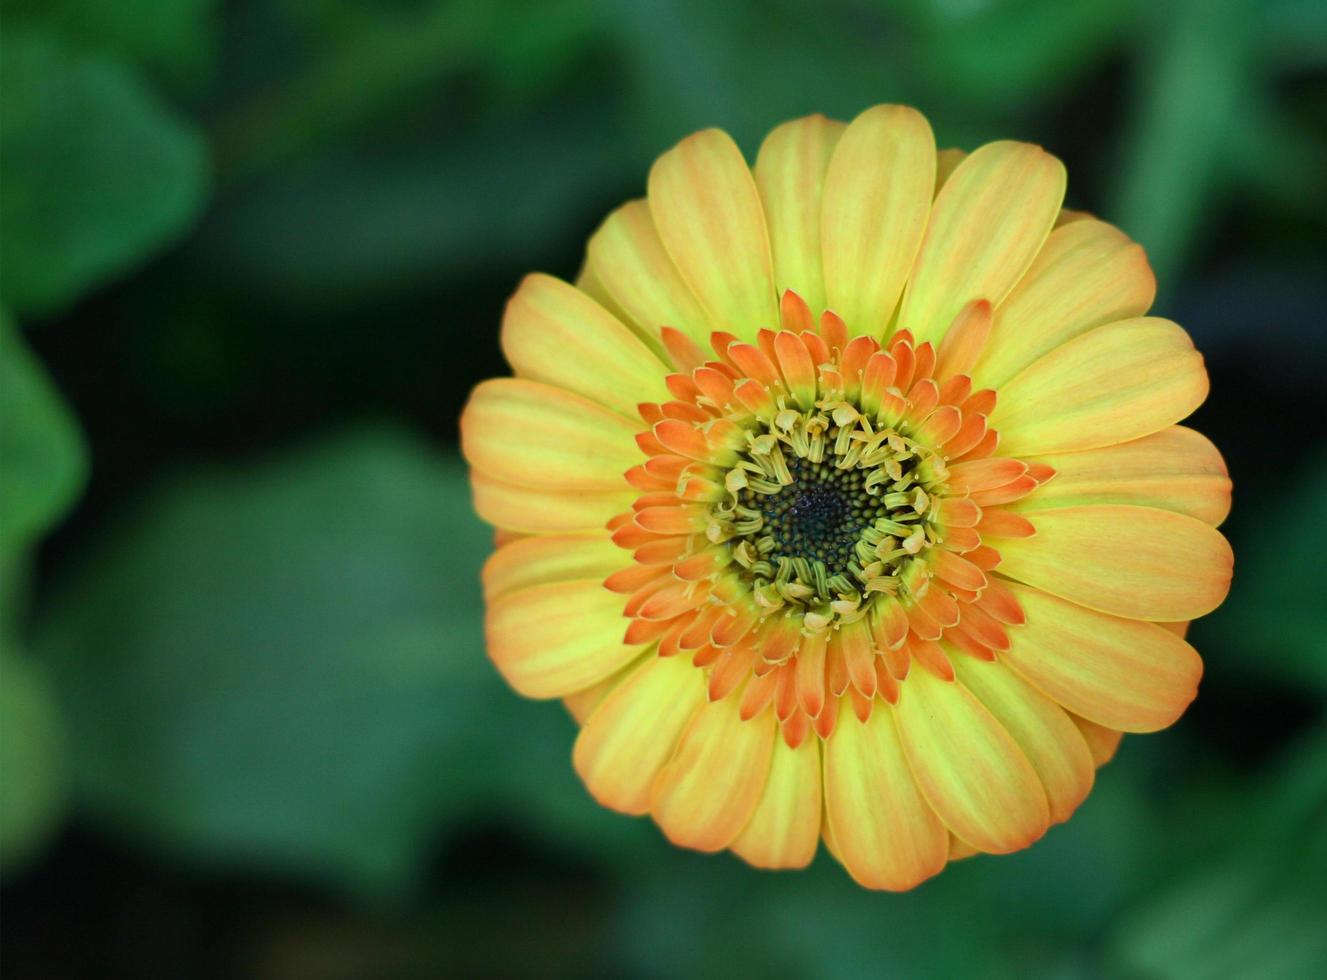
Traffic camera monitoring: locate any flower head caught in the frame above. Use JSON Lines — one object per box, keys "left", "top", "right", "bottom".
{"left": 461, "top": 105, "right": 1233, "bottom": 889}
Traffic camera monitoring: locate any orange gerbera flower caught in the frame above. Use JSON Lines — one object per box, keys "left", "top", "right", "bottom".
{"left": 460, "top": 105, "right": 1233, "bottom": 890}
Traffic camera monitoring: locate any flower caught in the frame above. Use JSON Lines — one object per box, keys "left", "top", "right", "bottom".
{"left": 460, "top": 105, "right": 1233, "bottom": 890}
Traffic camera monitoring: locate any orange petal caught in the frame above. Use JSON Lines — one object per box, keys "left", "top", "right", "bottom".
{"left": 934, "top": 299, "right": 993, "bottom": 380}
{"left": 976, "top": 508, "right": 1036, "bottom": 538}
{"left": 947, "top": 457, "right": 1027, "bottom": 493}
{"left": 931, "top": 549, "right": 987, "bottom": 592}
{"left": 794, "top": 631, "right": 828, "bottom": 718}
{"left": 840, "top": 618, "right": 878, "bottom": 698}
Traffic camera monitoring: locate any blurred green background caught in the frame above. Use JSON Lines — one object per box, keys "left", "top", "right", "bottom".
{"left": 2, "top": 1, "right": 1326, "bottom": 977}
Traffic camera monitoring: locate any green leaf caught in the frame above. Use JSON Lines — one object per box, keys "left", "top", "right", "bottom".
{"left": 1110, "top": 0, "right": 1258, "bottom": 287}
{"left": 33, "top": 428, "right": 640, "bottom": 897}
{"left": 1195, "top": 456, "right": 1327, "bottom": 694}
{"left": 0, "top": 308, "right": 88, "bottom": 559}
{"left": 0, "top": 0, "right": 220, "bottom": 87}
{"left": 908, "top": 0, "right": 1139, "bottom": 111}
{"left": 1108, "top": 727, "right": 1327, "bottom": 979}
{"left": 0, "top": 645, "right": 68, "bottom": 872}
{"left": 0, "top": 30, "right": 209, "bottom": 316}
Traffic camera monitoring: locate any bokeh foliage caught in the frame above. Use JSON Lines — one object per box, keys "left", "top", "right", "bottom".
{"left": 2, "top": 0, "right": 1325, "bottom": 976}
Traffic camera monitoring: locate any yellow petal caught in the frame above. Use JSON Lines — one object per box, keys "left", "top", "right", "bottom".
{"left": 754, "top": 114, "right": 845, "bottom": 312}
{"left": 899, "top": 140, "right": 1065, "bottom": 346}
{"left": 820, "top": 105, "right": 936, "bottom": 337}
{"left": 470, "top": 469, "right": 635, "bottom": 533}
{"left": 485, "top": 579, "right": 643, "bottom": 698}
{"left": 822, "top": 706, "right": 949, "bottom": 890}
{"left": 1071, "top": 714, "right": 1125, "bottom": 767}
{"left": 482, "top": 533, "right": 626, "bottom": 602}
{"left": 948, "top": 836, "right": 980, "bottom": 861}
{"left": 562, "top": 660, "right": 640, "bottom": 726}
{"left": 995, "top": 504, "right": 1233, "bottom": 621}
{"left": 574, "top": 255, "right": 665, "bottom": 358}
{"left": 972, "top": 219, "right": 1156, "bottom": 389}
{"left": 934, "top": 147, "right": 967, "bottom": 195}
{"left": 501, "top": 273, "right": 670, "bottom": 416}
{"left": 1015, "top": 426, "right": 1231, "bottom": 527}
{"left": 586, "top": 199, "right": 713, "bottom": 345}
{"left": 730, "top": 735, "right": 822, "bottom": 870}
{"left": 952, "top": 655, "right": 1095, "bottom": 825}
{"left": 1001, "top": 583, "right": 1203, "bottom": 732}
{"left": 573, "top": 653, "right": 705, "bottom": 814}
{"left": 991, "top": 317, "right": 1209, "bottom": 456}
{"left": 461, "top": 379, "right": 640, "bottom": 490}
{"left": 1055, "top": 208, "right": 1094, "bottom": 226}
{"left": 894, "top": 666, "right": 1050, "bottom": 854}
{"left": 648, "top": 129, "right": 778, "bottom": 340}
{"left": 650, "top": 695, "right": 776, "bottom": 851}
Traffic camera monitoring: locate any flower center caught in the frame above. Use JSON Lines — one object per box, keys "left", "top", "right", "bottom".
{"left": 713, "top": 396, "right": 949, "bottom": 631}
{"left": 759, "top": 458, "right": 870, "bottom": 575}
{"left": 741, "top": 458, "right": 882, "bottom": 579}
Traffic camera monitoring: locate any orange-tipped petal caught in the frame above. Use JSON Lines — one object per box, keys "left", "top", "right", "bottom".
{"left": 731, "top": 734, "right": 822, "bottom": 869}
{"left": 462, "top": 379, "right": 641, "bottom": 490}
{"left": 995, "top": 504, "right": 1233, "bottom": 621}
{"left": 487, "top": 580, "right": 645, "bottom": 698}
{"left": 649, "top": 129, "right": 778, "bottom": 341}
{"left": 755, "top": 114, "right": 845, "bottom": 312}
{"left": 993, "top": 318, "right": 1209, "bottom": 457}
{"left": 574, "top": 653, "right": 705, "bottom": 814}
{"left": 952, "top": 656, "right": 1095, "bottom": 825}
{"left": 651, "top": 696, "right": 776, "bottom": 851}
{"left": 502, "top": 273, "right": 671, "bottom": 415}
{"left": 587, "top": 199, "right": 712, "bottom": 344}
{"left": 895, "top": 664, "right": 1050, "bottom": 853}
{"left": 934, "top": 299, "right": 993, "bottom": 380}
{"left": 823, "top": 707, "right": 949, "bottom": 890}
{"left": 774, "top": 329, "right": 818, "bottom": 409}
{"left": 973, "top": 218, "right": 1156, "bottom": 390}
{"left": 821, "top": 105, "right": 936, "bottom": 337}
{"left": 1000, "top": 583, "right": 1204, "bottom": 733}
